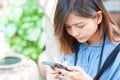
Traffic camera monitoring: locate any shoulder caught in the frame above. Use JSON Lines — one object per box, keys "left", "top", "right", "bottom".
{"left": 60, "top": 53, "right": 75, "bottom": 65}
{"left": 60, "top": 53, "right": 75, "bottom": 60}
{"left": 105, "top": 36, "right": 120, "bottom": 46}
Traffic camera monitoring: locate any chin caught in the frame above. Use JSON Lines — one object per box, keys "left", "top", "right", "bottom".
{"left": 77, "top": 38, "right": 87, "bottom": 43}
{"left": 78, "top": 41, "right": 86, "bottom": 43}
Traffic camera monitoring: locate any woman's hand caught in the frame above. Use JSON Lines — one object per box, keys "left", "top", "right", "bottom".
{"left": 52, "top": 66, "right": 93, "bottom": 80}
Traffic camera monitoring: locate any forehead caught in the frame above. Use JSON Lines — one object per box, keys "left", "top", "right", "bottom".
{"left": 65, "top": 13, "right": 90, "bottom": 25}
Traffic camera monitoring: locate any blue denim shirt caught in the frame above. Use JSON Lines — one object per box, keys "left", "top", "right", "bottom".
{"left": 60, "top": 37, "right": 120, "bottom": 80}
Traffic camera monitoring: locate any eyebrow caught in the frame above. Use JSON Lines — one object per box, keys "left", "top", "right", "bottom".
{"left": 65, "top": 22, "right": 84, "bottom": 26}
{"left": 73, "top": 22, "right": 84, "bottom": 25}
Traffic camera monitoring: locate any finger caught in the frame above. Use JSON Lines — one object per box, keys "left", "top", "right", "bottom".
{"left": 50, "top": 66, "right": 55, "bottom": 70}
{"left": 55, "top": 68, "right": 68, "bottom": 74}
{"left": 54, "top": 76, "right": 60, "bottom": 80}
{"left": 62, "top": 61, "right": 69, "bottom": 67}
{"left": 68, "top": 66, "right": 84, "bottom": 72}
{"left": 57, "top": 69, "right": 72, "bottom": 80}
{"left": 55, "top": 68, "right": 70, "bottom": 77}
{"left": 59, "top": 74, "right": 64, "bottom": 80}
{"left": 54, "top": 79, "right": 59, "bottom": 80}
{"left": 54, "top": 74, "right": 59, "bottom": 79}
{"left": 52, "top": 72, "right": 61, "bottom": 80}
{"left": 51, "top": 69, "right": 61, "bottom": 74}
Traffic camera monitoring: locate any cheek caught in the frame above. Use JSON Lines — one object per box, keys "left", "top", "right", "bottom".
{"left": 82, "top": 24, "right": 98, "bottom": 37}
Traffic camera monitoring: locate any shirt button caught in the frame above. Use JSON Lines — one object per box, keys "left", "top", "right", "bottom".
{"left": 87, "top": 49, "right": 90, "bottom": 53}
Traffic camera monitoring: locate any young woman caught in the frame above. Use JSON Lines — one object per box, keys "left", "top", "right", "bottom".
{"left": 52, "top": 0, "right": 120, "bottom": 80}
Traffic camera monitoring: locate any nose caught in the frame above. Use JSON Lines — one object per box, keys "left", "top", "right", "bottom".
{"left": 71, "top": 28, "right": 80, "bottom": 37}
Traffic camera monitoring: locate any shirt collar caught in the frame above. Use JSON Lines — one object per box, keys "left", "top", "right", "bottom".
{"left": 79, "top": 38, "right": 105, "bottom": 50}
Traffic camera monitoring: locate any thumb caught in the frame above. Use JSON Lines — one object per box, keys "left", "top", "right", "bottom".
{"left": 68, "top": 66, "right": 84, "bottom": 72}
{"left": 62, "top": 61, "right": 69, "bottom": 67}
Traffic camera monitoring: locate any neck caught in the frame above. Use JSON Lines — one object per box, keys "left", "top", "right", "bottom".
{"left": 87, "top": 31, "right": 102, "bottom": 45}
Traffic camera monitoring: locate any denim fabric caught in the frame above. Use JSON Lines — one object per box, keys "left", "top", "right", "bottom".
{"left": 60, "top": 37, "right": 120, "bottom": 80}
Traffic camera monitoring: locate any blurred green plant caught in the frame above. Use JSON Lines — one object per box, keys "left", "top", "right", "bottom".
{"left": 0, "top": 0, "right": 45, "bottom": 62}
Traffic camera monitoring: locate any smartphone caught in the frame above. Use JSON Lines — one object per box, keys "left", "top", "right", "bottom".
{"left": 42, "top": 61, "right": 70, "bottom": 71}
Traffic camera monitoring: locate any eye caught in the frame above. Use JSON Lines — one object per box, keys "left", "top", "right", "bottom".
{"left": 65, "top": 25, "right": 71, "bottom": 29}
{"left": 77, "top": 26, "right": 84, "bottom": 28}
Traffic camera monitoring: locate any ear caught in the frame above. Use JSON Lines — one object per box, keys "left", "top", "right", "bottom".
{"left": 96, "top": 11, "right": 102, "bottom": 24}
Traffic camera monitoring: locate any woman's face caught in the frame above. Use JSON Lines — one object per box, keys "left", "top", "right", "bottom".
{"left": 64, "top": 13, "right": 101, "bottom": 43}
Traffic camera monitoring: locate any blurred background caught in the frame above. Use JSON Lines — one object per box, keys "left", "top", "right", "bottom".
{"left": 0, "top": 0, "right": 45, "bottom": 80}
{"left": 103, "top": 0, "right": 120, "bottom": 28}
{"left": 0, "top": 0, "right": 45, "bottom": 62}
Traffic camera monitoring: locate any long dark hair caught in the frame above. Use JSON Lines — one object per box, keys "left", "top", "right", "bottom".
{"left": 53, "top": 0, "right": 120, "bottom": 55}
